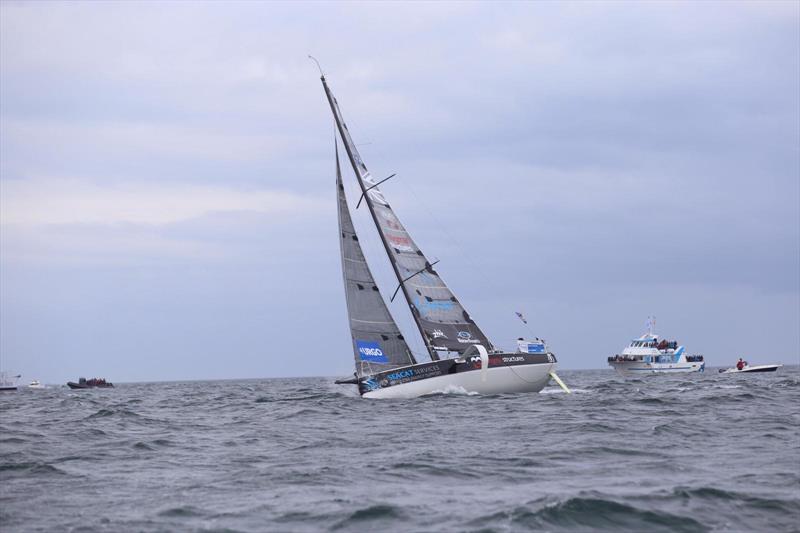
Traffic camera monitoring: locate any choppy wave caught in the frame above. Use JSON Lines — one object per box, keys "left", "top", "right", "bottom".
{"left": 523, "top": 497, "right": 709, "bottom": 532}
{"left": 1, "top": 367, "right": 798, "bottom": 531}
{"left": 540, "top": 387, "right": 591, "bottom": 394}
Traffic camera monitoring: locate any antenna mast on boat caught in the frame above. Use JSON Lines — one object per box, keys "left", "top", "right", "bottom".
{"left": 308, "top": 55, "right": 324, "bottom": 78}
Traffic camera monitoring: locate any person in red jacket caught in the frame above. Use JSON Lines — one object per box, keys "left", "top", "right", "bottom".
{"left": 736, "top": 358, "right": 746, "bottom": 371}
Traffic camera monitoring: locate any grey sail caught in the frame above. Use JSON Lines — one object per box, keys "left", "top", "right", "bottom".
{"left": 322, "top": 76, "right": 493, "bottom": 356}
{"left": 337, "top": 141, "right": 417, "bottom": 376}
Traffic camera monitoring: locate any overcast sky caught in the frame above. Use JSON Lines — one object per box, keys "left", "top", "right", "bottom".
{"left": 1, "top": 1, "right": 798, "bottom": 383}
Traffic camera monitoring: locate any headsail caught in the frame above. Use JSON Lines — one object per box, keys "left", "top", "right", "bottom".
{"left": 337, "top": 141, "right": 417, "bottom": 376}
{"left": 322, "top": 76, "right": 493, "bottom": 356}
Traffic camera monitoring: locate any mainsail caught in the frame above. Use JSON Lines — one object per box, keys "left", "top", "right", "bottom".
{"left": 337, "top": 141, "right": 417, "bottom": 376}
{"left": 322, "top": 75, "right": 493, "bottom": 356}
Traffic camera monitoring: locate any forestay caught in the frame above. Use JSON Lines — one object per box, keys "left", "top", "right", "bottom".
{"left": 336, "top": 142, "right": 417, "bottom": 376}
{"left": 322, "top": 76, "right": 493, "bottom": 355}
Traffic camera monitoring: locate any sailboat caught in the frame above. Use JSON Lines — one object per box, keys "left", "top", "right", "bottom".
{"left": 0, "top": 372, "right": 21, "bottom": 392}
{"left": 319, "top": 70, "right": 559, "bottom": 399}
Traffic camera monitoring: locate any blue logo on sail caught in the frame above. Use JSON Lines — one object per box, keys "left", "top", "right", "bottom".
{"left": 356, "top": 340, "right": 389, "bottom": 363}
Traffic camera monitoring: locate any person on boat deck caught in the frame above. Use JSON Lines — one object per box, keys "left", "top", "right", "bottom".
{"left": 736, "top": 358, "right": 746, "bottom": 370}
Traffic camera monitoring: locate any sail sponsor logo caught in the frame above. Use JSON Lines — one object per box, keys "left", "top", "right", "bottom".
{"left": 386, "top": 369, "right": 414, "bottom": 381}
{"left": 489, "top": 356, "right": 525, "bottom": 365}
{"left": 381, "top": 364, "right": 442, "bottom": 386}
{"left": 361, "top": 173, "right": 388, "bottom": 205}
{"left": 380, "top": 211, "right": 404, "bottom": 231}
{"left": 457, "top": 331, "right": 479, "bottom": 344}
{"left": 413, "top": 365, "right": 442, "bottom": 377}
{"left": 360, "top": 378, "right": 381, "bottom": 393}
{"left": 356, "top": 340, "right": 389, "bottom": 363}
{"left": 430, "top": 329, "right": 447, "bottom": 339}
{"left": 388, "top": 235, "right": 414, "bottom": 253}
{"left": 415, "top": 296, "right": 454, "bottom": 316}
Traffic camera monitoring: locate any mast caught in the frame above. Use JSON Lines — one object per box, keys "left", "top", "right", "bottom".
{"left": 320, "top": 75, "right": 438, "bottom": 360}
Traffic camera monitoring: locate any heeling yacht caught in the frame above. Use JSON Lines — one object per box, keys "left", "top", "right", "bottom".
{"left": 317, "top": 66, "right": 560, "bottom": 398}
{"left": 608, "top": 319, "right": 704, "bottom": 375}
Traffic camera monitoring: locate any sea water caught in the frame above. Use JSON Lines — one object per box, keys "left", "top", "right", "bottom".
{"left": 1, "top": 367, "right": 798, "bottom": 532}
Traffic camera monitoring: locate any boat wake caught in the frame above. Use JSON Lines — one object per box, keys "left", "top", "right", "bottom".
{"left": 426, "top": 384, "right": 479, "bottom": 396}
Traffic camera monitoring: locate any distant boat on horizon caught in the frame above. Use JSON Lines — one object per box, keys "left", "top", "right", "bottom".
{"left": 0, "top": 372, "right": 21, "bottom": 392}
{"left": 67, "top": 377, "right": 114, "bottom": 389}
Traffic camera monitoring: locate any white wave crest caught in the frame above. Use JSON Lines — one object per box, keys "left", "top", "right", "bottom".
{"left": 430, "top": 384, "right": 479, "bottom": 396}
{"left": 540, "top": 387, "right": 590, "bottom": 394}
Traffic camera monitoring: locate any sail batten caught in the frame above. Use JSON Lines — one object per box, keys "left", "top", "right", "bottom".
{"left": 322, "top": 76, "right": 494, "bottom": 355}
{"left": 336, "top": 140, "right": 416, "bottom": 376}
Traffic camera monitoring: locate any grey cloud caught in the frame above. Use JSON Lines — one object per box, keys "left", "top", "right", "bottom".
{"left": 1, "top": 1, "right": 797, "bottom": 382}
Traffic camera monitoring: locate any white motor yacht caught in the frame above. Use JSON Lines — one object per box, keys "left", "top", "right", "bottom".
{"left": 608, "top": 319, "right": 704, "bottom": 375}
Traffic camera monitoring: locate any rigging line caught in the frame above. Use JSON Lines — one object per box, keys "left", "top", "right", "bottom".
{"left": 404, "top": 178, "right": 495, "bottom": 290}
{"left": 308, "top": 55, "right": 324, "bottom": 77}
{"left": 507, "top": 363, "right": 545, "bottom": 385}
{"left": 403, "top": 176, "right": 521, "bottom": 348}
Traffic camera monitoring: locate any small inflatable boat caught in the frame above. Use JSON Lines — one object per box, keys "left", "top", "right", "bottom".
{"left": 719, "top": 364, "right": 782, "bottom": 374}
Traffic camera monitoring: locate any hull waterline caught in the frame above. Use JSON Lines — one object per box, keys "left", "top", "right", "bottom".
{"left": 362, "top": 361, "right": 555, "bottom": 399}
{"left": 609, "top": 362, "right": 704, "bottom": 376}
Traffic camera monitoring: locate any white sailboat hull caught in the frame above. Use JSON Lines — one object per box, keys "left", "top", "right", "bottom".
{"left": 363, "top": 362, "right": 555, "bottom": 399}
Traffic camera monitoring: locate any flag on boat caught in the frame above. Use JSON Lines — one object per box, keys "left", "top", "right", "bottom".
{"left": 515, "top": 311, "right": 528, "bottom": 324}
